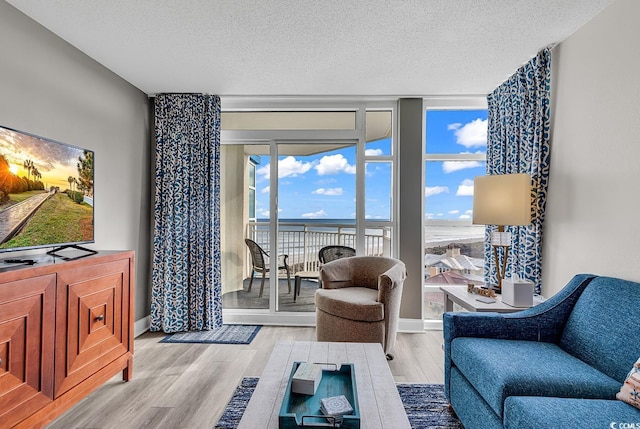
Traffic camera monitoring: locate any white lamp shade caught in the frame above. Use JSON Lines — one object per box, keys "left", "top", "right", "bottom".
{"left": 472, "top": 173, "right": 532, "bottom": 226}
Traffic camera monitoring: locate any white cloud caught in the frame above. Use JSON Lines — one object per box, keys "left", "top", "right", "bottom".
{"left": 448, "top": 210, "right": 460, "bottom": 215}
{"left": 425, "top": 213, "right": 436, "bottom": 220}
{"left": 315, "top": 178, "right": 337, "bottom": 185}
{"left": 261, "top": 185, "right": 270, "bottom": 194}
{"left": 279, "top": 156, "right": 313, "bottom": 178}
{"left": 301, "top": 209, "right": 327, "bottom": 218}
{"left": 460, "top": 210, "right": 473, "bottom": 220}
{"left": 456, "top": 179, "right": 474, "bottom": 196}
{"left": 365, "top": 148, "right": 383, "bottom": 156}
{"left": 256, "top": 156, "right": 313, "bottom": 180}
{"left": 257, "top": 208, "right": 281, "bottom": 218}
{"left": 442, "top": 161, "right": 483, "bottom": 173}
{"left": 454, "top": 118, "right": 487, "bottom": 148}
{"left": 448, "top": 123, "right": 462, "bottom": 131}
{"left": 256, "top": 164, "right": 270, "bottom": 180}
{"left": 425, "top": 186, "right": 449, "bottom": 197}
{"left": 315, "top": 154, "right": 356, "bottom": 175}
{"left": 313, "top": 187, "right": 343, "bottom": 196}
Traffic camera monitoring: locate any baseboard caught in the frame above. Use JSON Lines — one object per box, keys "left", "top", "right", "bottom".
{"left": 134, "top": 315, "right": 150, "bottom": 337}
{"left": 398, "top": 318, "right": 426, "bottom": 333}
{"left": 222, "top": 309, "right": 316, "bottom": 326}
{"left": 423, "top": 319, "right": 443, "bottom": 331}
{"left": 135, "top": 313, "right": 439, "bottom": 334}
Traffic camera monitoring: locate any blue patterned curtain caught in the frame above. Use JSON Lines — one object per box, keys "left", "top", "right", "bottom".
{"left": 485, "top": 48, "right": 551, "bottom": 293}
{"left": 150, "top": 94, "right": 223, "bottom": 332}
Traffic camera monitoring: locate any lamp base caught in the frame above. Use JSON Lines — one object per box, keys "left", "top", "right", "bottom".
{"left": 486, "top": 284, "right": 502, "bottom": 294}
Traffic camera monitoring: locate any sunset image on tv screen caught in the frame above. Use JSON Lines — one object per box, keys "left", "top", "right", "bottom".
{"left": 0, "top": 125, "right": 94, "bottom": 251}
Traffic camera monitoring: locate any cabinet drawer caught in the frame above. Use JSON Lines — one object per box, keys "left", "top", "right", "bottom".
{"left": 55, "top": 259, "right": 131, "bottom": 397}
{"left": 0, "top": 275, "right": 56, "bottom": 428}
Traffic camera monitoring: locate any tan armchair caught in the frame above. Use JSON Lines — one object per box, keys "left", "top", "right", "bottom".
{"left": 314, "top": 256, "right": 406, "bottom": 360}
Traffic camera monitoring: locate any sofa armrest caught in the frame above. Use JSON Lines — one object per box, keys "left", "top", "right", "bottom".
{"left": 443, "top": 273, "right": 596, "bottom": 400}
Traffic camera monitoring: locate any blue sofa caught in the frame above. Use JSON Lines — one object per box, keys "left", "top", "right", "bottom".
{"left": 444, "top": 274, "right": 640, "bottom": 429}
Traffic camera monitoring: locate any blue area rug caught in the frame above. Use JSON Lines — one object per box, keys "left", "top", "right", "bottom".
{"left": 397, "top": 383, "right": 463, "bottom": 429}
{"left": 215, "top": 377, "right": 463, "bottom": 429}
{"left": 160, "top": 324, "right": 261, "bottom": 345}
{"left": 215, "top": 377, "right": 259, "bottom": 428}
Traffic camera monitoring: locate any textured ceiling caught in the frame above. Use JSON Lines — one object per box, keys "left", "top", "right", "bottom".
{"left": 6, "top": 0, "right": 615, "bottom": 96}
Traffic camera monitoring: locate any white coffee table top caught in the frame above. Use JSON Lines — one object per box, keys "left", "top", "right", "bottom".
{"left": 238, "top": 341, "right": 410, "bottom": 429}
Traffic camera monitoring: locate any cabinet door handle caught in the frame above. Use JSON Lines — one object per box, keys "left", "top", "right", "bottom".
{"left": 95, "top": 315, "right": 104, "bottom": 321}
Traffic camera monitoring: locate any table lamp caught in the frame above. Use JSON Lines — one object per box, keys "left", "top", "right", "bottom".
{"left": 472, "top": 173, "right": 532, "bottom": 291}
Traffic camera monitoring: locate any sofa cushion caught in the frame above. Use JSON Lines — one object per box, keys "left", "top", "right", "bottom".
{"left": 451, "top": 338, "right": 621, "bottom": 417}
{"left": 617, "top": 357, "right": 640, "bottom": 409}
{"left": 315, "top": 287, "right": 383, "bottom": 322}
{"left": 450, "top": 367, "right": 504, "bottom": 429}
{"left": 559, "top": 276, "right": 640, "bottom": 382}
{"left": 504, "top": 396, "right": 640, "bottom": 429}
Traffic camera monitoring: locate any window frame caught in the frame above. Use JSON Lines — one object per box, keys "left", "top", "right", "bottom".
{"left": 423, "top": 97, "right": 488, "bottom": 329}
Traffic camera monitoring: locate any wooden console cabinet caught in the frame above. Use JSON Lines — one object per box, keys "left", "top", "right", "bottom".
{"left": 0, "top": 251, "right": 134, "bottom": 429}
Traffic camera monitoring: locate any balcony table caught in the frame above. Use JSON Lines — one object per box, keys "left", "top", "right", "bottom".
{"left": 293, "top": 270, "right": 319, "bottom": 302}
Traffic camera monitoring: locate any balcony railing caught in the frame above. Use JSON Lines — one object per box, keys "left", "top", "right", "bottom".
{"left": 246, "top": 221, "right": 391, "bottom": 273}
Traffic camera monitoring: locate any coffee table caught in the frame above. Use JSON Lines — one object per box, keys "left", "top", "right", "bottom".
{"left": 238, "top": 341, "right": 410, "bottom": 428}
{"left": 440, "top": 285, "right": 546, "bottom": 313}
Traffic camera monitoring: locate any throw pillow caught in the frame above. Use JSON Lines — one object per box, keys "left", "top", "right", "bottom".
{"left": 617, "top": 357, "right": 640, "bottom": 409}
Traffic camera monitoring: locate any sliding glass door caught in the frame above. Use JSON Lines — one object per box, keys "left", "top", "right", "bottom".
{"left": 219, "top": 104, "right": 397, "bottom": 325}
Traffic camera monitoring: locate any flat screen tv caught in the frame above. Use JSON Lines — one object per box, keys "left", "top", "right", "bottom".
{"left": 0, "top": 125, "right": 94, "bottom": 256}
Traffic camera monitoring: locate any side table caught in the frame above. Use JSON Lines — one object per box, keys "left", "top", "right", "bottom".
{"left": 440, "top": 285, "right": 545, "bottom": 313}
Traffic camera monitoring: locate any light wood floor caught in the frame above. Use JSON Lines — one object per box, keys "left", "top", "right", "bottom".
{"left": 47, "top": 326, "right": 445, "bottom": 429}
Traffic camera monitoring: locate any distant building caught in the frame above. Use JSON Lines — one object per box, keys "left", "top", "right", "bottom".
{"left": 424, "top": 245, "right": 484, "bottom": 285}
{"left": 424, "top": 270, "right": 484, "bottom": 286}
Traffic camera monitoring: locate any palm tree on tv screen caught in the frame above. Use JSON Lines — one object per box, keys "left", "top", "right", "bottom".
{"left": 23, "top": 159, "right": 33, "bottom": 182}
{"left": 77, "top": 150, "right": 93, "bottom": 197}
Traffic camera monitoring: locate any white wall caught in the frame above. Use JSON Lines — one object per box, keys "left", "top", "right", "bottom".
{"left": 0, "top": 2, "right": 152, "bottom": 321}
{"left": 543, "top": 0, "right": 640, "bottom": 296}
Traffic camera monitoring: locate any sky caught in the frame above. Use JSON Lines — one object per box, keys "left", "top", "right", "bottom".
{"left": 425, "top": 109, "right": 488, "bottom": 221}
{"left": 254, "top": 109, "right": 488, "bottom": 221}
{"left": 0, "top": 126, "right": 87, "bottom": 190}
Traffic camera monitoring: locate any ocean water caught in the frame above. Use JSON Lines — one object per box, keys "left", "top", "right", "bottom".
{"left": 253, "top": 219, "right": 485, "bottom": 246}
{"left": 424, "top": 225, "right": 485, "bottom": 245}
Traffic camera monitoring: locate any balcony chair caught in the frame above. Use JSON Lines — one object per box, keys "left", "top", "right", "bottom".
{"left": 244, "top": 238, "right": 291, "bottom": 298}
{"left": 318, "top": 245, "right": 356, "bottom": 264}
{"left": 293, "top": 245, "right": 356, "bottom": 301}
{"left": 315, "top": 256, "right": 406, "bottom": 360}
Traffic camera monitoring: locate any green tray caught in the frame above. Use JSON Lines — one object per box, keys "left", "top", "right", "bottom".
{"left": 278, "top": 362, "right": 360, "bottom": 428}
